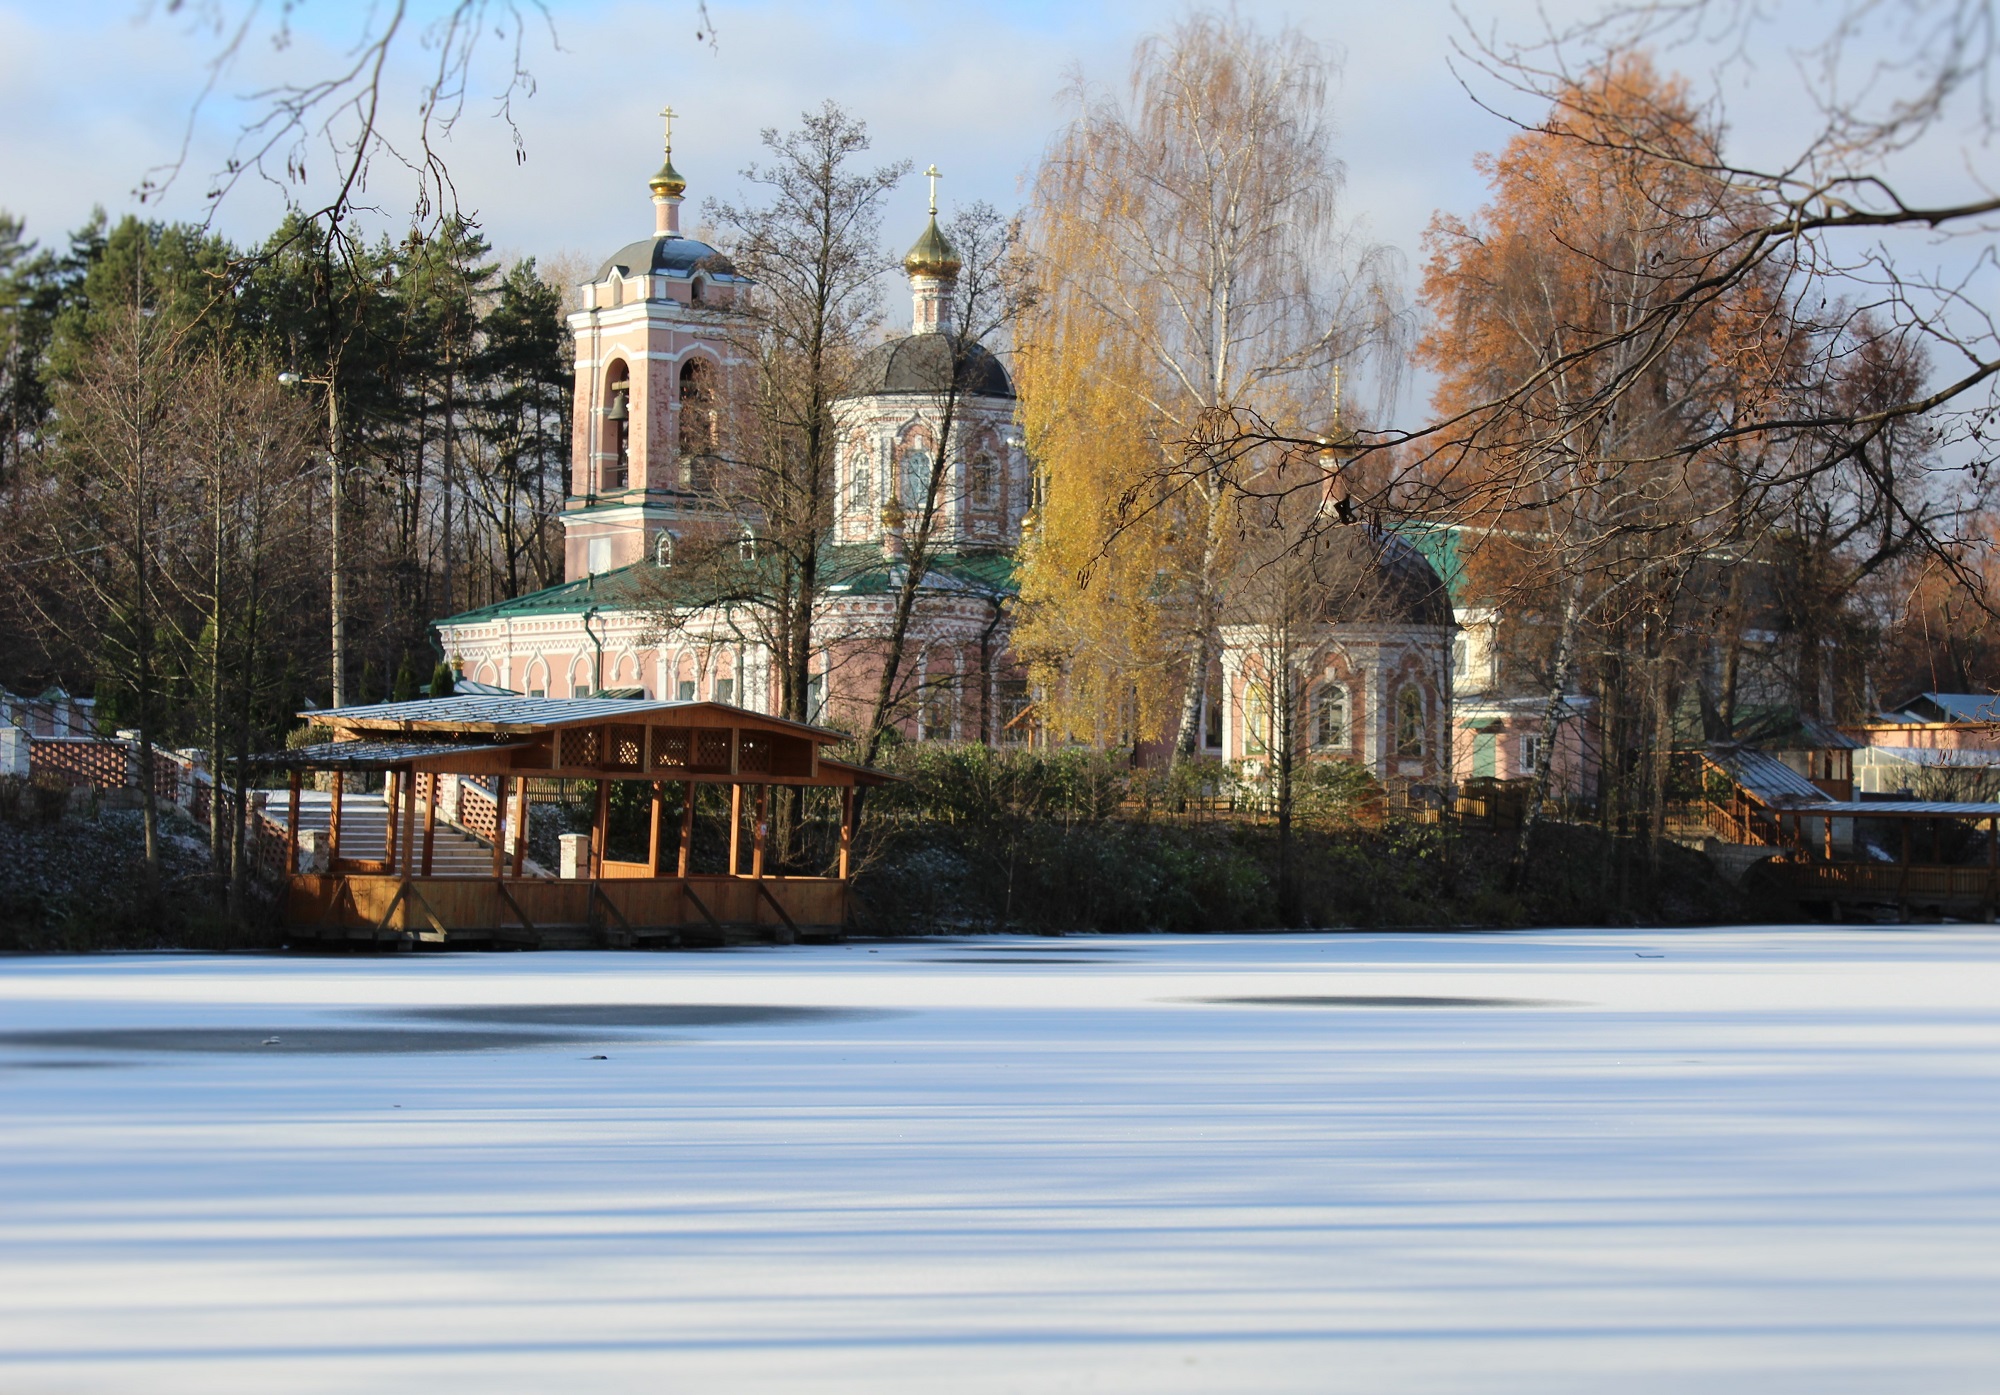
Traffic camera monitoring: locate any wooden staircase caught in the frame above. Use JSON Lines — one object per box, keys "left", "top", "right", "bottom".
{"left": 273, "top": 791, "right": 543, "bottom": 877}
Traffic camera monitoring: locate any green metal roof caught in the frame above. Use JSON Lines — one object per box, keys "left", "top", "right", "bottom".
{"left": 436, "top": 545, "right": 1018, "bottom": 627}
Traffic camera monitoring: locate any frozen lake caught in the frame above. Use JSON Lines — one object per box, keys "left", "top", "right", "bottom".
{"left": 2, "top": 928, "right": 1997, "bottom": 1393}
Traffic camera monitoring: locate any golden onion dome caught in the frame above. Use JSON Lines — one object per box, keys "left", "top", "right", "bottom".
{"left": 902, "top": 214, "right": 961, "bottom": 278}
{"left": 649, "top": 155, "right": 687, "bottom": 200}
{"left": 880, "top": 498, "right": 907, "bottom": 531}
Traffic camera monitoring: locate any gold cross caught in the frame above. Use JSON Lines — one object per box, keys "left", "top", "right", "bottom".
{"left": 925, "top": 164, "right": 941, "bottom": 216}
{"left": 660, "top": 105, "right": 677, "bottom": 152}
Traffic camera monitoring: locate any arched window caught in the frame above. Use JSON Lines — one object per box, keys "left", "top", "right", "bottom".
{"left": 900, "top": 446, "right": 932, "bottom": 510}
{"left": 1396, "top": 686, "right": 1426, "bottom": 759}
{"left": 851, "top": 457, "right": 873, "bottom": 513}
{"left": 654, "top": 531, "right": 675, "bottom": 568}
{"left": 1313, "top": 684, "right": 1350, "bottom": 749}
{"left": 678, "top": 358, "right": 717, "bottom": 489}
{"left": 970, "top": 454, "right": 998, "bottom": 509}
{"left": 738, "top": 525, "right": 757, "bottom": 564}
{"left": 1244, "top": 680, "right": 1270, "bottom": 756}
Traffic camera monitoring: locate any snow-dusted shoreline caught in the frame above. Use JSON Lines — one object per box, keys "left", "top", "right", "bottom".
{"left": 3, "top": 929, "right": 1997, "bottom": 1392}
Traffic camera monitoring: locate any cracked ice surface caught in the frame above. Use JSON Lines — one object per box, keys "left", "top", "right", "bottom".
{"left": 1, "top": 927, "right": 1997, "bottom": 1393}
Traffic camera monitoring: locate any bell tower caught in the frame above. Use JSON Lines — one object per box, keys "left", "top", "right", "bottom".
{"left": 561, "top": 109, "right": 751, "bottom": 582}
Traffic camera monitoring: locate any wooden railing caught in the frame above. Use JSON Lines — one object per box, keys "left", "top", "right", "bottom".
{"left": 1779, "top": 860, "right": 2000, "bottom": 904}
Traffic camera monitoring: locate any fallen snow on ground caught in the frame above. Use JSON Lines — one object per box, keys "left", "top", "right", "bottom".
{"left": 1, "top": 928, "right": 1997, "bottom": 1394}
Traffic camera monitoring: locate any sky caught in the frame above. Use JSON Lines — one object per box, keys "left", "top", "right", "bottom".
{"left": 1, "top": 0, "right": 1989, "bottom": 421}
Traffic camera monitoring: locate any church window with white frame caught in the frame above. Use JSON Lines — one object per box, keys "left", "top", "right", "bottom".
{"left": 1313, "top": 683, "right": 1350, "bottom": 749}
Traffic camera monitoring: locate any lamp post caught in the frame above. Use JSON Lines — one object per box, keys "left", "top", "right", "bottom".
{"left": 278, "top": 369, "right": 347, "bottom": 708}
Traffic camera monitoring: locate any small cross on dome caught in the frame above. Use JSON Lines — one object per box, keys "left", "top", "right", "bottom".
{"left": 925, "top": 164, "right": 941, "bottom": 216}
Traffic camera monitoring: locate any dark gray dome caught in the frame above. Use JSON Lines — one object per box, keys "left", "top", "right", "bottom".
{"left": 1313, "top": 526, "right": 1454, "bottom": 629}
{"left": 593, "top": 234, "right": 737, "bottom": 282}
{"left": 850, "top": 333, "right": 1013, "bottom": 400}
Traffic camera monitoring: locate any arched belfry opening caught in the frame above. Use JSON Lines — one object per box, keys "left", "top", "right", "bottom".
{"left": 602, "top": 359, "right": 632, "bottom": 494}
{"left": 679, "top": 357, "right": 717, "bottom": 492}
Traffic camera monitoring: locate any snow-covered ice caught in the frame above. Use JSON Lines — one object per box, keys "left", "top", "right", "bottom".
{"left": 1, "top": 927, "right": 1998, "bottom": 1393}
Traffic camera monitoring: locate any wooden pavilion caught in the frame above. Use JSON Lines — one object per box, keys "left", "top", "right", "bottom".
{"left": 254, "top": 696, "right": 894, "bottom": 947}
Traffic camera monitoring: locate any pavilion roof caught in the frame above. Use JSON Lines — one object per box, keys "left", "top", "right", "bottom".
{"left": 308, "top": 695, "right": 848, "bottom": 743}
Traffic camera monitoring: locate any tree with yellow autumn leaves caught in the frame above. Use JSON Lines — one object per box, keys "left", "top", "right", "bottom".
{"left": 1012, "top": 10, "right": 1405, "bottom": 765}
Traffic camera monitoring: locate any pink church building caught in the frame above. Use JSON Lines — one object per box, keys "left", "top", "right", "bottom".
{"left": 437, "top": 119, "right": 1462, "bottom": 790}
{"left": 435, "top": 127, "right": 1035, "bottom": 743}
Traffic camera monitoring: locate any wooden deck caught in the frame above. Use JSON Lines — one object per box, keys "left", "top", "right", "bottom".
{"left": 284, "top": 873, "right": 850, "bottom": 948}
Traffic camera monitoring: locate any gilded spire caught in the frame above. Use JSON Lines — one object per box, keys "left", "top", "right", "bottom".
{"left": 648, "top": 104, "right": 687, "bottom": 200}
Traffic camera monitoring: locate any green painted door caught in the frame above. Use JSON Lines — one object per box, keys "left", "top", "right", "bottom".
{"left": 1472, "top": 732, "right": 1497, "bottom": 779}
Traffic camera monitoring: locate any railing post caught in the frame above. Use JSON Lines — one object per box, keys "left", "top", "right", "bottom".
{"left": 286, "top": 771, "right": 301, "bottom": 874}
{"left": 512, "top": 777, "right": 530, "bottom": 879}
{"left": 728, "top": 783, "right": 742, "bottom": 876}
{"left": 329, "top": 771, "right": 344, "bottom": 867}
{"left": 678, "top": 779, "right": 696, "bottom": 879}
{"left": 839, "top": 786, "right": 854, "bottom": 880}
{"left": 421, "top": 771, "right": 437, "bottom": 876}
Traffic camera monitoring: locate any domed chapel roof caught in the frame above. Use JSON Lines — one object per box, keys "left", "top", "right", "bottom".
{"left": 1308, "top": 525, "right": 1454, "bottom": 629}
{"left": 850, "top": 333, "right": 1014, "bottom": 400}
{"left": 593, "top": 234, "right": 737, "bottom": 283}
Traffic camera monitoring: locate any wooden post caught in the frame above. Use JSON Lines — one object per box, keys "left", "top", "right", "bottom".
{"left": 329, "top": 771, "right": 344, "bottom": 866}
{"left": 512, "top": 777, "right": 530, "bottom": 878}
{"left": 729, "top": 783, "right": 742, "bottom": 876}
{"left": 752, "top": 784, "right": 768, "bottom": 878}
{"left": 492, "top": 779, "right": 507, "bottom": 879}
{"left": 592, "top": 778, "right": 610, "bottom": 879}
{"left": 678, "top": 780, "right": 696, "bottom": 878}
{"left": 384, "top": 771, "right": 399, "bottom": 869}
{"left": 285, "top": 771, "right": 301, "bottom": 874}
{"left": 399, "top": 767, "right": 417, "bottom": 877}
{"left": 839, "top": 785, "right": 854, "bottom": 880}
{"left": 1823, "top": 812, "right": 1832, "bottom": 862}
{"left": 421, "top": 772, "right": 437, "bottom": 876}
{"left": 648, "top": 780, "right": 664, "bottom": 876}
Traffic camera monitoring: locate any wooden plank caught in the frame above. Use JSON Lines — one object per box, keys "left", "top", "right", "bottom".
{"left": 404, "top": 883, "right": 449, "bottom": 936}
{"left": 681, "top": 882, "right": 723, "bottom": 934}
{"left": 495, "top": 879, "right": 537, "bottom": 933}
{"left": 372, "top": 881, "right": 410, "bottom": 935}
{"left": 754, "top": 878, "right": 797, "bottom": 936}
{"left": 592, "top": 882, "right": 631, "bottom": 932}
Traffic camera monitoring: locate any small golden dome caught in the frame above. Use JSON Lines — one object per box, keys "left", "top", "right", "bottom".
{"left": 881, "top": 499, "right": 907, "bottom": 530}
{"left": 649, "top": 156, "right": 687, "bottom": 200}
{"left": 903, "top": 215, "right": 961, "bottom": 278}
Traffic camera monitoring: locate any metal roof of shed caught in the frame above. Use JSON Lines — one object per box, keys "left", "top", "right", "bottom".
{"left": 1708, "top": 747, "right": 1835, "bottom": 808}
{"left": 1789, "top": 801, "right": 2000, "bottom": 817}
